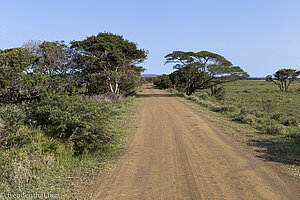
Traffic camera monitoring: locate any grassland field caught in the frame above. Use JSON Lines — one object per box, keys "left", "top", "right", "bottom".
{"left": 194, "top": 80, "right": 300, "bottom": 138}
{"left": 223, "top": 80, "right": 300, "bottom": 122}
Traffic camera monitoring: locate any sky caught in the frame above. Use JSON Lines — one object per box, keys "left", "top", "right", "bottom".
{"left": 1, "top": 0, "right": 300, "bottom": 77}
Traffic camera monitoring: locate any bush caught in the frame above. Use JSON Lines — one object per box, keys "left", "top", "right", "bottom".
{"left": 282, "top": 118, "right": 299, "bottom": 127}
{"left": 287, "top": 128, "right": 300, "bottom": 141}
{"left": 234, "top": 114, "right": 256, "bottom": 125}
{"left": 91, "top": 93, "right": 123, "bottom": 102}
{"left": 198, "top": 93, "right": 209, "bottom": 100}
{"left": 240, "top": 106, "right": 256, "bottom": 115}
{"left": 212, "top": 104, "right": 238, "bottom": 113}
{"left": 256, "top": 118, "right": 286, "bottom": 135}
{"left": 207, "top": 86, "right": 226, "bottom": 101}
{"left": 1, "top": 156, "right": 34, "bottom": 191}
{"left": 0, "top": 126, "right": 65, "bottom": 191}
{"left": 26, "top": 94, "right": 116, "bottom": 154}
{"left": 264, "top": 124, "right": 286, "bottom": 135}
{"left": 153, "top": 75, "right": 172, "bottom": 89}
{"left": 0, "top": 105, "right": 26, "bottom": 132}
{"left": 270, "top": 112, "right": 282, "bottom": 121}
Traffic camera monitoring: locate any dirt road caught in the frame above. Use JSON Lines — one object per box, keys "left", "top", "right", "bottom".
{"left": 91, "top": 86, "right": 299, "bottom": 200}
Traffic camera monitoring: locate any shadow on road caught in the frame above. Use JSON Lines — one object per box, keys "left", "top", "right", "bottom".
{"left": 247, "top": 138, "right": 300, "bottom": 166}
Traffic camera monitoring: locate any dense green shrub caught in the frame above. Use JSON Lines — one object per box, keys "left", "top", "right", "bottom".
{"left": 154, "top": 74, "right": 172, "bottom": 89}
{"left": 0, "top": 105, "right": 26, "bottom": 132}
{"left": 0, "top": 93, "right": 123, "bottom": 154}
{"left": 26, "top": 94, "right": 116, "bottom": 154}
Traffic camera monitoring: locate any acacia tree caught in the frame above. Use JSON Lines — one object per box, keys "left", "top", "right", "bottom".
{"left": 165, "top": 51, "right": 249, "bottom": 95}
{"left": 266, "top": 68, "right": 300, "bottom": 91}
{"left": 71, "top": 32, "right": 147, "bottom": 95}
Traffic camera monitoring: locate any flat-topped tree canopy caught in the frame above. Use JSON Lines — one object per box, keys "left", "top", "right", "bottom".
{"left": 193, "top": 51, "right": 232, "bottom": 67}
{"left": 266, "top": 68, "right": 300, "bottom": 92}
{"left": 165, "top": 50, "right": 249, "bottom": 95}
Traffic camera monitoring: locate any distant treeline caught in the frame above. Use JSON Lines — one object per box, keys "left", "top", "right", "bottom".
{"left": 247, "top": 77, "right": 266, "bottom": 80}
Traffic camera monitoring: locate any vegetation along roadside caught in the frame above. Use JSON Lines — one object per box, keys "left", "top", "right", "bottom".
{"left": 0, "top": 32, "right": 146, "bottom": 199}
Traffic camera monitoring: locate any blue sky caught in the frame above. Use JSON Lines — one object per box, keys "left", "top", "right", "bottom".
{"left": 0, "top": 0, "right": 300, "bottom": 76}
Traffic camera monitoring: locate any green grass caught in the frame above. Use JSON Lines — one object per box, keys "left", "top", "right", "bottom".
{"left": 226, "top": 82, "right": 300, "bottom": 149}
{"left": 192, "top": 80, "right": 300, "bottom": 137}
{"left": 0, "top": 95, "right": 141, "bottom": 200}
{"left": 223, "top": 80, "right": 300, "bottom": 122}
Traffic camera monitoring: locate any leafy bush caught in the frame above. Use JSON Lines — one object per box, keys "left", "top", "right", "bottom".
{"left": 26, "top": 94, "right": 116, "bottom": 154}
{"left": 0, "top": 105, "right": 26, "bottom": 132}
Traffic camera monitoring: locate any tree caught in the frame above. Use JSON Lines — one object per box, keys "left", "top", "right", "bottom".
{"left": 154, "top": 74, "right": 172, "bottom": 89}
{"left": 165, "top": 51, "right": 249, "bottom": 95}
{"left": 23, "top": 40, "right": 77, "bottom": 97}
{"left": 32, "top": 41, "right": 72, "bottom": 76}
{"left": 71, "top": 32, "right": 148, "bottom": 95}
{"left": 0, "top": 48, "right": 36, "bottom": 103}
{"left": 266, "top": 68, "right": 300, "bottom": 92}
